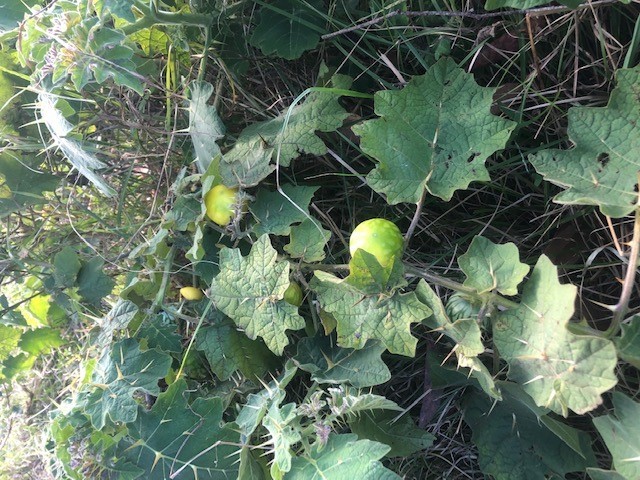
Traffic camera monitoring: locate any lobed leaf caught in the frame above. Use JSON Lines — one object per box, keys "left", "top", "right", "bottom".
{"left": 493, "top": 256, "right": 617, "bottom": 416}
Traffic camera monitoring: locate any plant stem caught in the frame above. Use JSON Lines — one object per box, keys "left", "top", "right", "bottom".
{"left": 151, "top": 244, "right": 177, "bottom": 314}
{"left": 605, "top": 204, "right": 640, "bottom": 338}
{"left": 404, "top": 264, "right": 520, "bottom": 310}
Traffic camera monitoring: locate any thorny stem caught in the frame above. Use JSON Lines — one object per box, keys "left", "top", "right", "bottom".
{"left": 605, "top": 204, "right": 640, "bottom": 338}
{"left": 150, "top": 244, "right": 177, "bottom": 314}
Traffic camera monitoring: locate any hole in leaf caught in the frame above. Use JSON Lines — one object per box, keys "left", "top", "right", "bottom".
{"left": 467, "top": 152, "right": 480, "bottom": 163}
{"left": 597, "top": 152, "right": 610, "bottom": 167}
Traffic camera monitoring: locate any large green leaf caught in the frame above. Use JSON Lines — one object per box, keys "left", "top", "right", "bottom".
{"left": 136, "top": 313, "right": 182, "bottom": 353}
{"left": 188, "top": 81, "right": 225, "bottom": 173}
{"left": 294, "top": 336, "right": 391, "bottom": 387}
{"left": 493, "top": 256, "right": 617, "bottom": 416}
{"left": 77, "top": 257, "right": 115, "bottom": 305}
{"left": 0, "top": 325, "right": 21, "bottom": 361}
{"left": 81, "top": 338, "right": 172, "bottom": 429}
{"left": 311, "top": 271, "right": 431, "bottom": 356}
{"left": 0, "top": 0, "right": 39, "bottom": 32}
{"left": 219, "top": 137, "right": 274, "bottom": 188}
{"left": 0, "top": 153, "right": 59, "bottom": 218}
{"left": 195, "top": 314, "right": 279, "bottom": 380}
{"left": 251, "top": 184, "right": 318, "bottom": 236}
{"left": 349, "top": 410, "right": 434, "bottom": 457}
{"left": 119, "top": 379, "right": 240, "bottom": 480}
{"left": 458, "top": 236, "right": 530, "bottom": 296}
{"left": 210, "top": 235, "right": 305, "bottom": 355}
{"left": 529, "top": 66, "right": 640, "bottom": 218}
{"left": 237, "top": 75, "right": 351, "bottom": 167}
{"left": 592, "top": 392, "right": 640, "bottom": 480}
{"left": 353, "top": 57, "right": 516, "bottom": 204}
{"left": 250, "top": 0, "right": 325, "bottom": 60}
{"left": 465, "top": 383, "right": 596, "bottom": 479}
{"left": 284, "top": 218, "right": 331, "bottom": 262}
{"left": 263, "top": 402, "right": 301, "bottom": 477}
{"left": 287, "top": 433, "right": 401, "bottom": 479}
{"left": 53, "top": 247, "right": 81, "bottom": 289}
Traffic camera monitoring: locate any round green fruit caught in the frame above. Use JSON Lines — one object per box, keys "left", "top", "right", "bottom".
{"left": 204, "top": 184, "right": 238, "bottom": 226}
{"left": 349, "top": 218, "right": 404, "bottom": 267}
{"left": 180, "top": 286, "right": 204, "bottom": 301}
{"left": 283, "top": 282, "right": 303, "bottom": 306}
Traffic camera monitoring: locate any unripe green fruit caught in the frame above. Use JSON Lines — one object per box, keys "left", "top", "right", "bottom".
{"left": 283, "top": 282, "right": 303, "bottom": 306}
{"left": 349, "top": 218, "right": 404, "bottom": 267}
{"left": 204, "top": 184, "right": 238, "bottom": 226}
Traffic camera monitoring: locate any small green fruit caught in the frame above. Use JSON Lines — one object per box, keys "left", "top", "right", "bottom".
{"left": 204, "top": 184, "right": 238, "bottom": 226}
{"left": 349, "top": 218, "right": 404, "bottom": 267}
{"left": 283, "top": 282, "right": 303, "bottom": 306}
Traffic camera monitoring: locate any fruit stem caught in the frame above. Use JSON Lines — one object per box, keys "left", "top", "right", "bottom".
{"left": 404, "top": 264, "right": 520, "bottom": 310}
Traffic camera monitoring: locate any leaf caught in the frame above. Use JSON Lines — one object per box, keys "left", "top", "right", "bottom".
{"left": 284, "top": 218, "right": 331, "bottom": 262}
{"left": 188, "top": 81, "right": 225, "bottom": 173}
{"left": 0, "top": 0, "right": 39, "bottom": 32}
{"left": 236, "top": 361, "right": 298, "bottom": 437}
{"left": 0, "top": 325, "right": 21, "bottom": 361}
{"left": 98, "top": 0, "right": 137, "bottom": 22}
{"left": 237, "top": 75, "right": 351, "bottom": 167}
{"left": 136, "top": 313, "right": 182, "bottom": 353}
{"left": 353, "top": 57, "right": 516, "bottom": 204}
{"left": 163, "top": 195, "right": 201, "bottom": 231}
{"left": 458, "top": 236, "right": 530, "bottom": 296}
{"left": 345, "top": 249, "right": 406, "bottom": 295}
{"left": 294, "top": 336, "right": 391, "bottom": 387}
{"left": 81, "top": 338, "right": 172, "bottom": 429}
{"left": 95, "top": 299, "right": 139, "bottom": 346}
{"left": 0, "top": 153, "right": 59, "bottom": 217}
{"left": 616, "top": 315, "right": 640, "bottom": 368}
{"left": 287, "top": 433, "right": 401, "bottom": 480}
{"left": 220, "top": 137, "right": 275, "bottom": 188}
{"left": 77, "top": 257, "right": 115, "bottom": 305}
{"left": 211, "top": 235, "right": 305, "bottom": 355}
{"left": 251, "top": 184, "right": 318, "bottom": 236}
{"left": 118, "top": 379, "right": 240, "bottom": 480}
{"left": 249, "top": 0, "right": 325, "bottom": 60}
{"left": 311, "top": 271, "right": 431, "bottom": 356}
{"left": 349, "top": 411, "right": 434, "bottom": 457}
{"left": 195, "top": 314, "right": 279, "bottom": 380}
{"left": 329, "top": 388, "right": 402, "bottom": 415}
{"left": 465, "top": 382, "right": 596, "bottom": 480}
{"left": 414, "top": 280, "right": 501, "bottom": 399}
{"left": 592, "top": 392, "right": 640, "bottom": 480}
{"left": 493, "top": 255, "right": 617, "bottom": 416}
{"left": 263, "top": 402, "right": 301, "bottom": 476}
{"left": 53, "top": 246, "right": 81, "bottom": 289}
{"left": 38, "top": 94, "right": 116, "bottom": 197}
{"left": 18, "top": 327, "right": 63, "bottom": 355}
{"left": 529, "top": 66, "right": 640, "bottom": 218}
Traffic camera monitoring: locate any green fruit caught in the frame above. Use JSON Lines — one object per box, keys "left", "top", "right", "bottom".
{"left": 204, "top": 184, "right": 238, "bottom": 226}
{"left": 283, "top": 282, "right": 303, "bottom": 306}
{"left": 349, "top": 218, "right": 404, "bottom": 267}
{"left": 180, "top": 286, "right": 204, "bottom": 301}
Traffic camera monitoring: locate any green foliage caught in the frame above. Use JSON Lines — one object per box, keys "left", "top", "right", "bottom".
{"left": 3, "top": 1, "right": 639, "bottom": 478}
{"left": 250, "top": 0, "right": 325, "bottom": 60}
{"left": 493, "top": 256, "right": 618, "bottom": 416}
{"left": 210, "top": 235, "right": 306, "bottom": 355}
{"left": 465, "top": 382, "right": 596, "bottom": 479}
{"left": 312, "top": 271, "right": 431, "bottom": 356}
{"left": 458, "top": 236, "right": 530, "bottom": 296}
{"left": 592, "top": 393, "right": 640, "bottom": 480}
{"left": 530, "top": 66, "right": 640, "bottom": 218}
{"left": 353, "top": 57, "right": 516, "bottom": 204}
{"left": 117, "top": 379, "right": 241, "bottom": 479}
